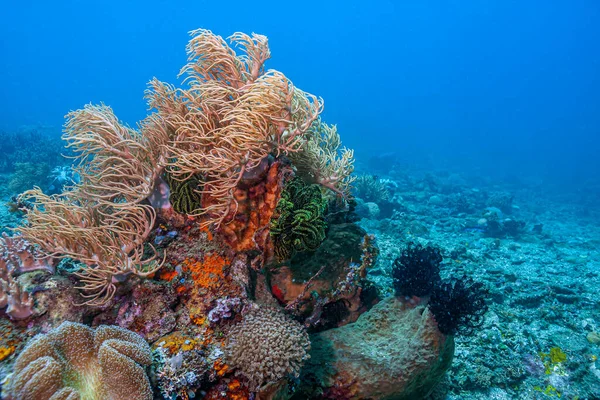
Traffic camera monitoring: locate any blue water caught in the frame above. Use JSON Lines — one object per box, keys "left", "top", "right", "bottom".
{"left": 1, "top": 1, "right": 599, "bottom": 187}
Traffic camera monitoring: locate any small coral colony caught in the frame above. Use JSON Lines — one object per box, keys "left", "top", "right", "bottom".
{"left": 0, "top": 29, "right": 486, "bottom": 399}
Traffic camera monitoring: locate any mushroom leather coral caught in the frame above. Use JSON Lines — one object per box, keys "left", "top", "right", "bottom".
{"left": 6, "top": 321, "right": 153, "bottom": 400}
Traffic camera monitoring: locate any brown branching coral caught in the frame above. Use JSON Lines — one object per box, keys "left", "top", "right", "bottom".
{"left": 146, "top": 29, "right": 325, "bottom": 225}
{"left": 6, "top": 321, "right": 153, "bottom": 400}
{"left": 225, "top": 304, "right": 311, "bottom": 391}
{"left": 64, "top": 103, "right": 170, "bottom": 205}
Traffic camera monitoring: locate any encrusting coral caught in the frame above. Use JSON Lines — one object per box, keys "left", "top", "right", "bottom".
{"left": 225, "top": 304, "right": 311, "bottom": 391}
{"left": 5, "top": 321, "right": 153, "bottom": 400}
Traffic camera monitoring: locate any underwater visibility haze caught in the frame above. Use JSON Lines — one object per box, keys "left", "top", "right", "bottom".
{"left": 0, "top": 1, "right": 599, "bottom": 399}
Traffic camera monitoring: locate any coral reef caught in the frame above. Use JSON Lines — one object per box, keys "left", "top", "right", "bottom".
{"left": 14, "top": 29, "right": 354, "bottom": 306}
{"left": 8, "top": 162, "right": 50, "bottom": 194}
{"left": 5, "top": 321, "right": 153, "bottom": 400}
{"left": 0, "top": 28, "right": 486, "bottom": 400}
{"left": 0, "top": 126, "right": 64, "bottom": 174}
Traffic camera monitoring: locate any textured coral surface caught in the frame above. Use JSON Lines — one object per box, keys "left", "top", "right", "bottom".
{"left": 6, "top": 321, "right": 153, "bottom": 400}
{"left": 226, "top": 305, "right": 311, "bottom": 391}
{"left": 300, "top": 297, "right": 454, "bottom": 400}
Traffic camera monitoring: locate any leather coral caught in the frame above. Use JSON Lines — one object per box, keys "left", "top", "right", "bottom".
{"left": 5, "top": 321, "right": 153, "bottom": 400}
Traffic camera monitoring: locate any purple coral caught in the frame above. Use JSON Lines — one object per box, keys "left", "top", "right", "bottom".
{"left": 208, "top": 297, "right": 241, "bottom": 323}
{"left": 0, "top": 274, "right": 33, "bottom": 320}
{"left": 0, "top": 233, "right": 56, "bottom": 320}
{"left": 0, "top": 233, "right": 56, "bottom": 275}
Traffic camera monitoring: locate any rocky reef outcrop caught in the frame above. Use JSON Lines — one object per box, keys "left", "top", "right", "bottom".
{"left": 297, "top": 297, "right": 454, "bottom": 400}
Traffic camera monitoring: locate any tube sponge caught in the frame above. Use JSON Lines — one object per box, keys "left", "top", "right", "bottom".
{"left": 7, "top": 321, "right": 153, "bottom": 400}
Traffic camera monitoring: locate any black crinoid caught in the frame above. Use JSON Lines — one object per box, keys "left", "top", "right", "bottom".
{"left": 392, "top": 243, "right": 443, "bottom": 297}
{"left": 428, "top": 276, "right": 488, "bottom": 336}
